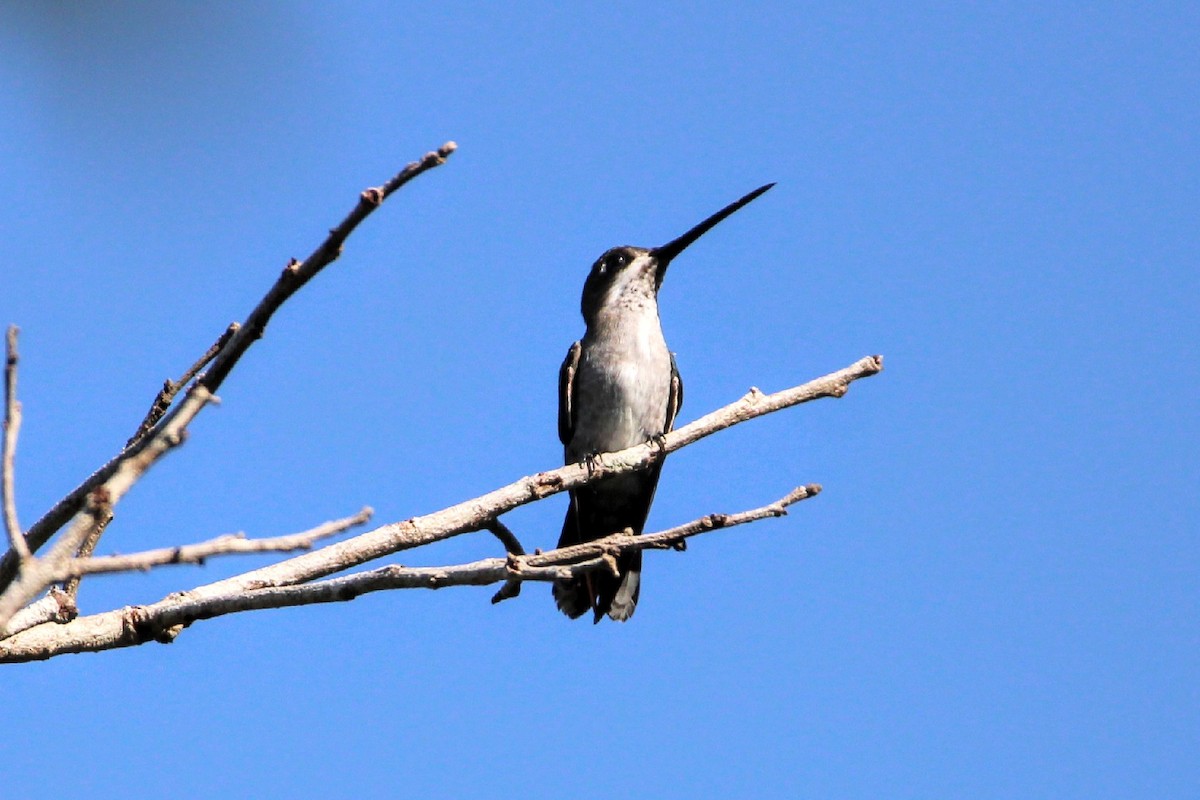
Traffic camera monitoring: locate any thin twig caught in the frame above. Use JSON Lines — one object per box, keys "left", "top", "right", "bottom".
{"left": 67, "top": 321, "right": 239, "bottom": 589}
{"left": 51, "top": 507, "right": 372, "bottom": 582}
{"left": 61, "top": 507, "right": 112, "bottom": 602}
{"left": 2, "top": 327, "right": 29, "bottom": 561}
{"left": 0, "top": 388, "right": 217, "bottom": 633}
{"left": 519, "top": 484, "right": 818, "bottom": 572}
{"left": 491, "top": 485, "right": 818, "bottom": 604}
{"left": 484, "top": 518, "right": 526, "bottom": 603}
{"left": 0, "top": 486, "right": 814, "bottom": 661}
{"left": 196, "top": 142, "right": 458, "bottom": 394}
{"left": 125, "top": 322, "right": 239, "bottom": 451}
{"left": 484, "top": 518, "right": 525, "bottom": 557}
{"left": 0, "top": 142, "right": 457, "bottom": 593}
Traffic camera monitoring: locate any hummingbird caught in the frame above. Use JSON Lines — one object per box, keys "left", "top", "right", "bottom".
{"left": 552, "top": 183, "right": 775, "bottom": 622}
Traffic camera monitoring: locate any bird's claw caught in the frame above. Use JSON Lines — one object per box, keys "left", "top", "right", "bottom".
{"left": 651, "top": 432, "right": 669, "bottom": 461}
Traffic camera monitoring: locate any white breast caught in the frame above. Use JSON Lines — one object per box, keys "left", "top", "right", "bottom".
{"left": 567, "top": 309, "right": 672, "bottom": 460}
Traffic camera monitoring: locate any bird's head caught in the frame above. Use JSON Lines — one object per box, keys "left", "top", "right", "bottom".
{"left": 579, "top": 183, "right": 775, "bottom": 324}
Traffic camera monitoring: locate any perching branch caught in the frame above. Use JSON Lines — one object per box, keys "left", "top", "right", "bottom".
{"left": 0, "top": 356, "right": 879, "bottom": 662}
{"left": 67, "top": 354, "right": 876, "bottom": 622}
{"left": 0, "top": 486, "right": 819, "bottom": 662}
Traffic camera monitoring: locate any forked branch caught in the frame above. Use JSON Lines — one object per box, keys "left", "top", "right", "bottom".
{"left": 0, "top": 142, "right": 457, "bottom": 594}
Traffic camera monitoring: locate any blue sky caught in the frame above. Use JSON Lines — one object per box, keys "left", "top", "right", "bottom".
{"left": 2, "top": 3, "right": 1196, "bottom": 797}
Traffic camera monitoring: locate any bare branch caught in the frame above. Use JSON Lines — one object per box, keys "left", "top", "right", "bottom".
{"left": 3, "top": 326, "right": 29, "bottom": 561}
{"left": 125, "top": 322, "right": 239, "bottom": 451}
{"left": 66, "top": 320, "right": 240, "bottom": 596}
{"left": 174, "top": 355, "right": 882, "bottom": 602}
{"left": 0, "top": 387, "right": 218, "bottom": 632}
{"left": 0, "top": 141, "right": 457, "bottom": 593}
{"left": 484, "top": 518, "right": 526, "bottom": 557}
{"left": 195, "top": 142, "right": 458, "bottom": 395}
{"left": 61, "top": 510, "right": 113, "bottom": 603}
{"left": 0, "top": 354, "right": 877, "bottom": 643}
{"left": 146, "top": 554, "right": 620, "bottom": 631}
{"left": 519, "top": 484, "right": 819, "bottom": 571}
{"left": 484, "top": 518, "right": 526, "bottom": 603}
{"left": 0, "top": 486, "right": 815, "bottom": 662}
{"left": 50, "top": 507, "right": 372, "bottom": 582}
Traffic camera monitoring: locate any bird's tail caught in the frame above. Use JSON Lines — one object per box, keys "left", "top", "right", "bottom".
{"left": 553, "top": 496, "right": 593, "bottom": 619}
{"left": 552, "top": 578, "right": 592, "bottom": 620}
{"left": 602, "top": 550, "right": 641, "bottom": 622}
{"left": 552, "top": 496, "right": 642, "bottom": 622}
{"left": 552, "top": 553, "right": 642, "bottom": 622}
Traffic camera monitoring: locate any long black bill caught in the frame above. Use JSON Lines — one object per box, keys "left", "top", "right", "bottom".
{"left": 650, "top": 182, "right": 775, "bottom": 279}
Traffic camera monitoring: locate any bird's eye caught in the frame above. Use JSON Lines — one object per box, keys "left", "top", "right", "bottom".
{"left": 595, "top": 252, "right": 626, "bottom": 277}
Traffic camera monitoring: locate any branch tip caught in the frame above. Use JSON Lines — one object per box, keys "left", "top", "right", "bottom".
{"left": 777, "top": 485, "right": 821, "bottom": 509}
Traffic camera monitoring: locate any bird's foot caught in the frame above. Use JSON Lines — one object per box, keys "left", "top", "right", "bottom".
{"left": 651, "top": 432, "right": 669, "bottom": 462}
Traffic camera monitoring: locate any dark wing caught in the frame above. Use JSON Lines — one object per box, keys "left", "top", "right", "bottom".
{"left": 666, "top": 351, "right": 683, "bottom": 432}
{"left": 553, "top": 340, "right": 592, "bottom": 618}
{"left": 552, "top": 493, "right": 591, "bottom": 619}
{"left": 557, "top": 341, "right": 582, "bottom": 447}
